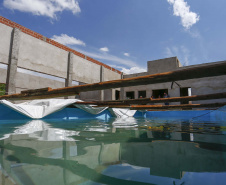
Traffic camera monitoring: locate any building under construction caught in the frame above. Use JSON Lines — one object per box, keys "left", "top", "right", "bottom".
{"left": 0, "top": 16, "right": 226, "bottom": 108}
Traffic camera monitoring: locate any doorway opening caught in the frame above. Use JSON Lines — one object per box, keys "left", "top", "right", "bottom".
{"left": 180, "top": 87, "right": 191, "bottom": 104}
{"left": 115, "top": 90, "right": 120, "bottom": 100}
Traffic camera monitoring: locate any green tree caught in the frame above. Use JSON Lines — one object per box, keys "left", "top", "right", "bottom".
{"left": 0, "top": 84, "right": 6, "bottom": 95}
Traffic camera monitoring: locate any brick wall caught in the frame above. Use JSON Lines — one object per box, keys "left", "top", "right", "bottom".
{"left": 0, "top": 16, "right": 121, "bottom": 74}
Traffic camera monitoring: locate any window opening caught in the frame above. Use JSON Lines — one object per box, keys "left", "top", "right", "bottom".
{"left": 126, "top": 91, "right": 135, "bottom": 99}
{"left": 138, "top": 91, "right": 146, "bottom": 98}
{"left": 152, "top": 89, "right": 168, "bottom": 99}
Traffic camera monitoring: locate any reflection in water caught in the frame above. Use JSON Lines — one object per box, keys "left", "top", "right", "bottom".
{"left": 1, "top": 120, "right": 79, "bottom": 141}
{"left": 0, "top": 118, "right": 226, "bottom": 185}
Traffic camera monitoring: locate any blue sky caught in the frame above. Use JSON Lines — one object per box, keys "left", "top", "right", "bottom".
{"left": 0, "top": 0, "right": 226, "bottom": 74}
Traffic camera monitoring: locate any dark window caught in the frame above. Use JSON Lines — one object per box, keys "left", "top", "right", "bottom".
{"left": 138, "top": 91, "right": 146, "bottom": 98}
{"left": 115, "top": 90, "right": 120, "bottom": 100}
{"left": 180, "top": 87, "right": 191, "bottom": 104}
{"left": 152, "top": 89, "right": 168, "bottom": 99}
{"left": 126, "top": 91, "right": 135, "bottom": 99}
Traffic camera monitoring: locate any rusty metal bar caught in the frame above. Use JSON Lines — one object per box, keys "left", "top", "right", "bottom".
{"left": 0, "top": 61, "right": 226, "bottom": 100}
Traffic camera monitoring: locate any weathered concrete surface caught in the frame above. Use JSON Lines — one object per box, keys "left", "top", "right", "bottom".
{"left": 18, "top": 32, "right": 68, "bottom": 78}
{"left": 178, "top": 75, "right": 226, "bottom": 104}
{"left": 78, "top": 82, "right": 101, "bottom": 101}
{"left": 72, "top": 55, "right": 100, "bottom": 84}
{"left": 147, "top": 57, "right": 181, "bottom": 75}
{"left": 6, "top": 28, "right": 20, "bottom": 95}
{"left": 104, "top": 68, "right": 121, "bottom": 81}
{"left": 0, "top": 23, "right": 13, "bottom": 65}
{"left": 15, "top": 71, "right": 65, "bottom": 92}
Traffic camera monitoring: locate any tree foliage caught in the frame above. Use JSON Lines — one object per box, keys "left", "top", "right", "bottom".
{"left": 0, "top": 84, "right": 5, "bottom": 95}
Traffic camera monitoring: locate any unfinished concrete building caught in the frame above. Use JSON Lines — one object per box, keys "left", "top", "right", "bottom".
{"left": 121, "top": 57, "right": 226, "bottom": 104}
{"left": 0, "top": 16, "right": 226, "bottom": 104}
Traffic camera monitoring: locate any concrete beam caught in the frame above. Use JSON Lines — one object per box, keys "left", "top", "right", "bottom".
{"left": 6, "top": 28, "right": 21, "bottom": 95}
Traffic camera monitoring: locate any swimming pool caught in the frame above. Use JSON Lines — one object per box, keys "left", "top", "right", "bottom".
{"left": 0, "top": 115, "right": 226, "bottom": 185}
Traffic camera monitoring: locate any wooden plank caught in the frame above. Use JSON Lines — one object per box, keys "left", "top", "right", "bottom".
{"left": 97, "top": 102, "right": 226, "bottom": 109}
{"left": 0, "top": 61, "right": 226, "bottom": 100}
{"left": 21, "top": 87, "right": 52, "bottom": 94}
{"left": 74, "top": 92, "right": 226, "bottom": 105}
{"left": 130, "top": 102, "right": 226, "bottom": 110}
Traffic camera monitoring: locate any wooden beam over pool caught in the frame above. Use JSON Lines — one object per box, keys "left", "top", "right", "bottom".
{"left": 75, "top": 92, "right": 226, "bottom": 105}
{"left": 101, "top": 102, "right": 226, "bottom": 110}
{"left": 0, "top": 61, "right": 226, "bottom": 100}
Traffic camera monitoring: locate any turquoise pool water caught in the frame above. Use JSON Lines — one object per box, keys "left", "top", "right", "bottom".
{"left": 0, "top": 117, "right": 226, "bottom": 185}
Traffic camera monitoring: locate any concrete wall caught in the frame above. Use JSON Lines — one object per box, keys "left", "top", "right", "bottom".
{"left": 147, "top": 57, "right": 181, "bottom": 75}
{"left": 18, "top": 32, "right": 68, "bottom": 78}
{"left": 0, "top": 18, "right": 121, "bottom": 101}
{"left": 0, "top": 23, "right": 12, "bottom": 65}
{"left": 15, "top": 71, "right": 65, "bottom": 93}
{"left": 72, "top": 55, "right": 100, "bottom": 83}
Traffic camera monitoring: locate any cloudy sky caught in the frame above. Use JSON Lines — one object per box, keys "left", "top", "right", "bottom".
{"left": 0, "top": 0, "right": 226, "bottom": 74}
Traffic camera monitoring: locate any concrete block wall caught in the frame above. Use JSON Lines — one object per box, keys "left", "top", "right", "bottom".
{"left": 0, "top": 16, "right": 122, "bottom": 101}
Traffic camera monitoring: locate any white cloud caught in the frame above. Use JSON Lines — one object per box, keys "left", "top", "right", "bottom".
{"left": 100, "top": 47, "right": 109, "bottom": 52}
{"left": 73, "top": 47, "right": 138, "bottom": 68}
{"left": 167, "top": 0, "right": 199, "bottom": 29}
{"left": 116, "top": 66, "right": 147, "bottom": 74}
{"left": 124, "top": 53, "right": 130, "bottom": 57}
{"left": 165, "top": 46, "right": 190, "bottom": 66}
{"left": 50, "top": 33, "right": 138, "bottom": 67}
{"left": 110, "top": 64, "right": 147, "bottom": 74}
{"left": 3, "top": 0, "right": 81, "bottom": 19}
{"left": 51, "top": 34, "right": 86, "bottom": 46}
{"left": 121, "top": 66, "right": 147, "bottom": 74}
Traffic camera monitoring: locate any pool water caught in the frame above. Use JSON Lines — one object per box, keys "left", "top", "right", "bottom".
{"left": 0, "top": 117, "right": 226, "bottom": 185}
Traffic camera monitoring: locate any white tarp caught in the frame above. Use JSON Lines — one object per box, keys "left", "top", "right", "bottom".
{"left": 0, "top": 99, "right": 137, "bottom": 119}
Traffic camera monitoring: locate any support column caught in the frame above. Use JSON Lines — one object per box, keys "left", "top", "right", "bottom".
{"left": 65, "top": 52, "right": 74, "bottom": 99}
{"left": 100, "top": 65, "right": 104, "bottom": 101}
{"left": 65, "top": 52, "right": 73, "bottom": 87}
{"left": 6, "top": 28, "right": 21, "bottom": 95}
{"left": 120, "top": 72, "right": 124, "bottom": 100}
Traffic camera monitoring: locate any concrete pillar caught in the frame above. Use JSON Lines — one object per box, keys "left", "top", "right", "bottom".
{"left": 65, "top": 52, "right": 74, "bottom": 99}
{"left": 120, "top": 72, "right": 124, "bottom": 100}
{"left": 6, "top": 28, "right": 21, "bottom": 95}
{"left": 65, "top": 52, "right": 73, "bottom": 87}
{"left": 100, "top": 65, "right": 104, "bottom": 101}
